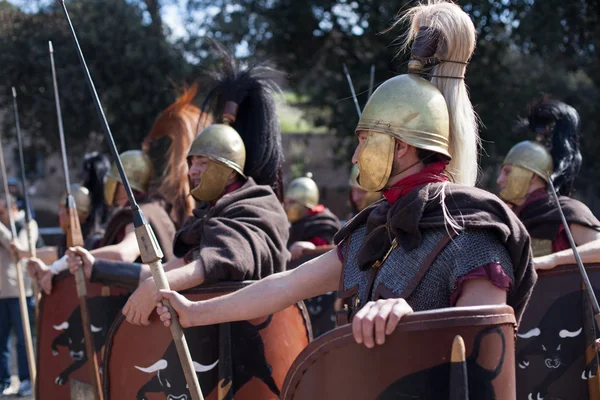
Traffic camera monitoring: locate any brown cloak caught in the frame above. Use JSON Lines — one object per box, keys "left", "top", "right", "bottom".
{"left": 334, "top": 182, "right": 536, "bottom": 324}
{"left": 100, "top": 198, "right": 175, "bottom": 262}
{"left": 173, "top": 178, "right": 290, "bottom": 283}
{"left": 517, "top": 193, "right": 600, "bottom": 240}
{"left": 288, "top": 208, "right": 341, "bottom": 245}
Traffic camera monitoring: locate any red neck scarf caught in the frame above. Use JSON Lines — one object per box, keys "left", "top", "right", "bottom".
{"left": 307, "top": 204, "right": 325, "bottom": 216}
{"left": 383, "top": 161, "right": 449, "bottom": 205}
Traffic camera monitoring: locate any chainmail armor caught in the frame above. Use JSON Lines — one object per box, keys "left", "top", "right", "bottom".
{"left": 340, "top": 225, "right": 514, "bottom": 314}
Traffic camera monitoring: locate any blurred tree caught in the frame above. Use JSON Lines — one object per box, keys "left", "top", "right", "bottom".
{"left": 0, "top": 0, "right": 190, "bottom": 153}
{"left": 181, "top": 0, "right": 599, "bottom": 194}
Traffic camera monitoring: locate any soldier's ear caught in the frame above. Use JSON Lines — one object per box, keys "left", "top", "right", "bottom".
{"left": 227, "top": 170, "right": 240, "bottom": 186}
{"left": 393, "top": 140, "right": 411, "bottom": 161}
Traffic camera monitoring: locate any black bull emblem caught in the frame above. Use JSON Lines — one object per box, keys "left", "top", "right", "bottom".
{"left": 377, "top": 327, "right": 505, "bottom": 399}
{"left": 516, "top": 289, "right": 600, "bottom": 399}
{"left": 51, "top": 295, "right": 127, "bottom": 385}
{"left": 135, "top": 315, "right": 278, "bottom": 400}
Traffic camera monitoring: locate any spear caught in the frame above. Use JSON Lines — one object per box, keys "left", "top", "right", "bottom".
{"left": 342, "top": 63, "right": 362, "bottom": 118}
{"left": 57, "top": 2, "right": 204, "bottom": 399}
{"left": 368, "top": 64, "right": 375, "bottom": 99}
{"left": 9, "top": 87, "right": 37, "bottom": 395}
{"left": 49, "top": 40, "right": 103, "bottom": 400}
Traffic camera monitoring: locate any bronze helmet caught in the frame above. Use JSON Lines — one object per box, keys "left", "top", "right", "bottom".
{"left": 500, "top": 141, "right": 553, "bottom": 203}
{"left": 285, "top": 173, "right": 319, "bottom": 223}
{"left": 187, "top": 124, "right": 246, "bottom": 202}
{"left": 104, "top": 150, "right": 153, "bottom": 206}
{"left": 355, "top": 74, "right": 450, "bottom": 191}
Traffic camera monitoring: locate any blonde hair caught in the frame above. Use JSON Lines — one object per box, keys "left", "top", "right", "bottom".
{"left": 397, "top": 0, "right": 480, "bottom": 186}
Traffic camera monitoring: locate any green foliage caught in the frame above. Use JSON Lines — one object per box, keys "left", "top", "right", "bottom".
{"left": 0, "top": 0, "right": 190, "bottom": 154}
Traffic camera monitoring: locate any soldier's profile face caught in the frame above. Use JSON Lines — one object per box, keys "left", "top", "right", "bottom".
{"left": 188, "top": 155, "right": 210, "bottom": 187}
{"left": 497, "top": 164, "right": 511, "bottom": 191}
{"left": 113, "top": 183, "right": 128, "bottom": 207}
{"left": 352, "top": 131, "right": 369, "bottom": 165}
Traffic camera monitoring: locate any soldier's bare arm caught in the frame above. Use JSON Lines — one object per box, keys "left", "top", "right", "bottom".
{"left": 156, "top": 249, "right": 342, "bottom": 328}
{"left": 89, "top": 223, "right": 140, "bottom": 262}
{"left": 121, "top": 257, "right": 195, "bottom": 325}
{"left": 454, "top": 278, "right": 507, "bottom": 307}
{"left": 534, "top": 224, "right": 600, "bottom": 270}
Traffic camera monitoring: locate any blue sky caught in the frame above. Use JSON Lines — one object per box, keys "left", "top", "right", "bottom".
{"left": 5, "top": 0, "right": 189, "bottom": 39}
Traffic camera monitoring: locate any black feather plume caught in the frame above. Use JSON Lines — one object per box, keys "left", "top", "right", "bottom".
{"left": 81, "top": 151, "right": 111, "bottom": 228}
{"left": 528, "top": 98, "right": 582, "bottom": 196}
{"left": 198, "top": 51, "right": 284, "bottom": 199}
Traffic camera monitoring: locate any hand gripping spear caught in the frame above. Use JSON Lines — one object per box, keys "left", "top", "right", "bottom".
{"left": 48, "top": 41, "right": 104, "bottom": 400}
{"left": 8, "top": 88, "right": 37, "bottom": 394}
{"left": 57, "top": 2, "right": 204, "bottom": 399}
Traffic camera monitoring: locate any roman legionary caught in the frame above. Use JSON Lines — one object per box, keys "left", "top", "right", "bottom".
{"left": 348, "top": 164, "right": 381, "bottom": 217}
{"left": 67, "top": 55, "right": 290, "bottom": 325}
{"left": 285, "top": 173, "right": 341, "bottom": 260}
{"left": 154, "top": 1, "right": 536, "bottom": 351}
{"left": 497, "top": 102, "right": 600, "bottom": 269}
{"left": 67, "top": 150, "right": 176, "bottom": 294}
{"left": 497, "top": 102, "right": 600, "bottom": 400}
{"left": 25, "top": 184, "right": 104, "bottom": 294}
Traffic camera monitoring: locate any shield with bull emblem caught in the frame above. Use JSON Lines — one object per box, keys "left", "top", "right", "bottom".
{"left": 515, "top": 264, "right": 600, "bottom": 400}
{"left": 281, "top": 305, "right": 516, "bottom": 400}
{"left": 35, "top": 272, "right": 129, "bottom": 399}
{"left": 103, "top": 281, "right": 312, "bottom": 399}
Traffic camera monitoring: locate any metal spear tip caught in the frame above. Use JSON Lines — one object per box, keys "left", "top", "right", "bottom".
{"left": 49, "top": 41, "right": 54, "bottom": 53}
{"left": 11, "top": 87, "right": 16, "bottom": 98}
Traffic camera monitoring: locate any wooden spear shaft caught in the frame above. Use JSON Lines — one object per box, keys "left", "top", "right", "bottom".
{"left": 11, "top": 88, "right": 41, "bottom": 309}
{"left": 66, "top": 199, "right": 103, "bottom": 399}
{"left": 48, "top": 40, "right": 103, "bottom": 400}
{"left": 2, "top": 103, "right": 36, "bottom": 393}
{"left": 57, "top": 2, "right": 204, "bottom": 398}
